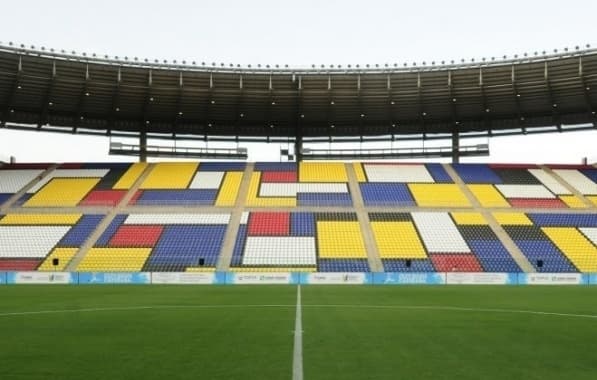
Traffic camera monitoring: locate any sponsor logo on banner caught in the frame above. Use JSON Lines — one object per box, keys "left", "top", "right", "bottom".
{"left": 305, "top": 272, "right": 367, "bottom": 285}
{"left": 10, "top": 271, "right": 74, "bottom": 284}
{"left": 374, "top": 272, "right": 445, "bottom": 285}
{"left": 231, "top": 272, "right": 293, "bottom": 284}
{"left": 78, "top": 272, "right": 150, "bottom": 284}
{"left": 151, "top": 272, "right": 215, "bottom": 284}
{"left": 446, "top": 272, "right": 514, "bottom": 285}
{"left": 520, "top": 273, "right": 583, "bottom": 285}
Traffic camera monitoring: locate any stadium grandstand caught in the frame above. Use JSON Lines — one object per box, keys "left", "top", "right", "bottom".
{"left": 1, "top": 13, "right": 597, "bottom": 376}
{"left": 0, "top": 43, "right": 596, "bottom": 275}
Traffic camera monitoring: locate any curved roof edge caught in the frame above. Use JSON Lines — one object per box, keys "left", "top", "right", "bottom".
{"left": 1, "top": 42, "right": 595, "bottom": 75}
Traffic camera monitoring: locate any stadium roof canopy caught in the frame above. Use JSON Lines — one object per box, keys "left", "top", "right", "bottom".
{"left": 1, "top": 43, "right": 596, "bottom": 146}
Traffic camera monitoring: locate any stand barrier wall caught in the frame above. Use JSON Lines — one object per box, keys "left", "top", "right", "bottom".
{"left": 0, "top": 272, "right": 596, "bottom": 285}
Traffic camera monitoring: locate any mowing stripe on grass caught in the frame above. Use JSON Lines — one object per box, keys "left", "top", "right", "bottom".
{"left": 292, "top": 285, "right": 304, "bottom": 380}
{"left": 302, "top": 304, "right": 597, "bottom": 319}
{"left": 2, "top": 303, "right": 597, "bottom": 320}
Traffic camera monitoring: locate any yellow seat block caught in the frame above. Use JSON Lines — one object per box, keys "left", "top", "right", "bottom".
{"left": 140, "top": 162, "right": 198, "bottom": 189}
{"left": 451, "top": 212, "right": 488, "bottom": 225}
{"left": 542, "top": 227, "right": 597, "bottom": 272}
{"left": 408, "top": 184, "right": 471, "bottom": 207}
{"left": 493, "top": 212, "right": 533, "bottom": 225}
{"left": 38, "top": 248, "right": 78, "bottom": 271}
{"left": 215, "top": 172, "right": 243, "bottom": 206}
{"left": 76, "top": 248, "right": 152, "bottom": 272}
{"left": 25, "top": 178, "right": 100, "bottom": 207}
{"left": 0, "top": 213, "right": 82, "bottom": 225}
{"left": 113, "top": 163, "right": 148, "bottom": 189}
{"left": 299, "top": 162, "right": 347, "bottom": 182}
{"left": 468, "top": 184, "right": 510, "bottom": 207}
{"left": 317, "top": 221, "right": 366, "bottom": 258}
{"left": 371, "top": 221, "right": 427, "bottom": 259}
{"left": 587, "top": 196, "right": 597, "bottom": 207}
{"left": 246, "top": 172, "right": 296, "bottom": 207}
{"left": 558, "top": 195, "right": 587, "bottom": 208}
{"left": 353, "top": 163, "right": 367, "bottom": 182}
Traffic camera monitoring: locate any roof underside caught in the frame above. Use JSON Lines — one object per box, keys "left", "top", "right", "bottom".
{"left": 0, "top": 45, "right": 596, "bottom": 142}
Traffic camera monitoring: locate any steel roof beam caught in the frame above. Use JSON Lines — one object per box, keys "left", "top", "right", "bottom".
{"left": 107, "top": 67, "right": 122, "bottom": 134}
{"left": 357, "top": 74, "right": 364, "bottom": 142}
{"left": 387, "top": 74, "right": 396, "bottom": 135}
{"left": 266, "top": 74, "right": 274, "bottom": 134}
{"left": 233, "top": 74, "right": 244, "bottom": 142}
{"left": 73, "top": 64, "right": 91, "bottom": 132}
{"left": 0, "top": 55, "right": 23, "bottom": 128}
{"left": 511, "top": 65, "right": 525, "bottom": 132}
{"left": 171, "top": 71, "right": 184, "bottom": 137}
{"left": 479, "top": 68, "right": 492, "bottom": 135}
{"left": 326, "top": 74, "right": 334, "bottom": 130}
{"left": 37, "top": 60, "right": 57, "bottom": 129}
{"left": 417, "top": 72, "right": 427, "bottom": 139}
{"left": 579, "top": 57, "right": 596, "bottom": 127}
{"left": 203, "top": 72, "right": 214, "bottom": 137}
{"left": 544, "top": 62, "right": 562, "bottom": 131}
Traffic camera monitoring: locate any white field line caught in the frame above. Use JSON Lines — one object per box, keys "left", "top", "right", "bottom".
{"left": 1, "top": 303, "right": 596, "bottom": 320}
{"left": 292, "top": 285, "right": 304, "bottom": 380}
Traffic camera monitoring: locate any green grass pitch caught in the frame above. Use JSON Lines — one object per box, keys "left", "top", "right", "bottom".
{"left": 1, "top": 285, "right": 597, "bottom": 380}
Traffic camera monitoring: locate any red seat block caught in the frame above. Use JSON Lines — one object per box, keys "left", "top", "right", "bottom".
{"left": 430, "top": 254, "right": 483, "bottom": 272}
{"left": 248, "top": 212, "right": 290, "bottom": 236}
{"left": 261, "top": 171, "right": 297, "bottom": 183}
{"left": 80, "top": 190, "right": 127, "bottom": 206}
{"left": 0, "top": 259, "right": 41, "bottom": 271}
{"left": 508, "top": 198, "right": 566, "bottom": 208}
{"left": 109, "top": 225, "right": 164, "bottom": 247}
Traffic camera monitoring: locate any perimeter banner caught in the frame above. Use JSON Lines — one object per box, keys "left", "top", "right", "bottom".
{"left": 227, "top": 272, "right": 299, "bottom": 284}
{"left": 0, "top": 272, "right": 6, "bottom": 284}
{"left": 518, "top": 273, "right": 586, "bottom": 285}
{"left": 372, "top": 272, "right": 445, "bottom": 285}
{"left": 151, "top": 272, "right": 217, "bottom": 285}
{"left": 587, "top": 274, "right": 597, "bottom": 285}
{"left": 445, "top": 272, "right": 517, "bottom": 285}
{"left": 6, "top": 271, "right": 77, "bottom": 284}
{"left": 78, "top": 272, "right": 150, "bottom": 284}
{"left": 301, "top": 272, "right": 371, "bottom": 285}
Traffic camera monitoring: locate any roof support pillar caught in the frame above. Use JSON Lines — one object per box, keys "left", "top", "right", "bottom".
{"left": 452, "top": 129, "right": 460, "bottom": 164}
{"left": 139, "top": 129, "right": 147, "bottom": 163}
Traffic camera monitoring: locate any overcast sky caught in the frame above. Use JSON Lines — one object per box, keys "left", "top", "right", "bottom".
{"left": 0, "top": 0, "right": 596, "bottom": 163}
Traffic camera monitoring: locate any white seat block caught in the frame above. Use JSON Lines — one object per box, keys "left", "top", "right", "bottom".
{"left": 528, "top": 169, "right": 571, "bottom": 195}
{"left": 0, "top": 170, "right": 44, "bottom": 193}
{"left": 259, "top": 183, "right": 347, "bottom": 197}
{"left": 124, "top": 213, "right": 230, "bottom": 225}
{"left": 496, "top": 184, "right": 556, "bottom": 199}
{"left": 189, "top": 172, "right": 224, "bottom": 189}
{"left": 364, "top": 164, "right": 434, "bottom": 183}
{"left": 412, "top": 212, "right": 470, "bottom": 253}
{"left": 0, "top": 226, "right": 70, "bottom": 258}
{"left": 242, "top": 237, "right": 317, "bottom": 265}
{"left": 580, "top": 228, "right": 597, "bottom": 245}
{"left": 240, "top": 212, "right": 250, "bottom": 225}
{"left": 553, "top": 170, "right": 597, "bottom": 195}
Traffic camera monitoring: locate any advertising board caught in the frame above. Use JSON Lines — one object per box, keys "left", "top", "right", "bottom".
{"left": 6, "top": 271, "right": 76, "bottom": 284}
{"left": 78, "top": 272, "right": 150, "bottom": 284}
